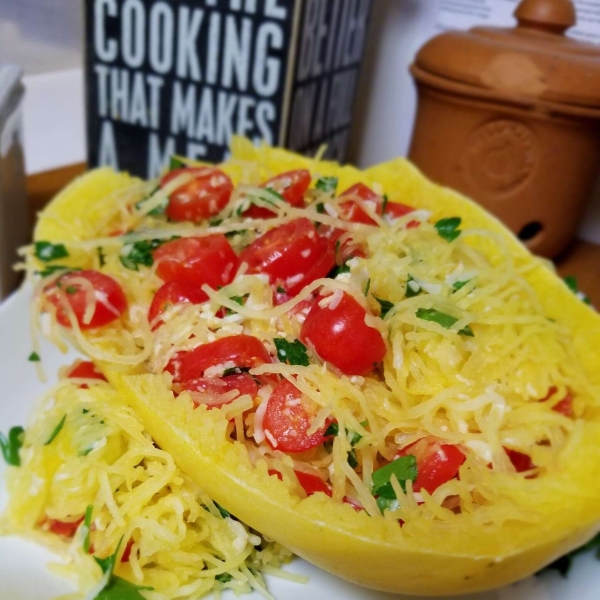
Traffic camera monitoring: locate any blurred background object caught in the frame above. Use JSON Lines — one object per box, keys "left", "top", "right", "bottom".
{"left": 0, "top": 65, "right": 26, "bottom": 299}
{"left": 408, "top": 0, "right": 600, "bottom": 258}
{"left": 0, "top": 0, "right": 598, "bottom": 301}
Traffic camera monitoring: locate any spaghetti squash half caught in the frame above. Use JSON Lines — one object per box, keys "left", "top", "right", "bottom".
{"left": 18, "top": 138, "right": 600, "bottom": 595}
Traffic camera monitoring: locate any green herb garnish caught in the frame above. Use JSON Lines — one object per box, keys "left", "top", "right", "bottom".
{"left": 119, "top": 239, "right": 165, "bottom": 271}
{"left": 563, "top": 276, "right": 592, "bottom": 305}
{"left": 274, "top": 338, "right": 310, "bottom": 367}
{"left": 45, "top": 415, "right": 66, "bottom": 445}
{"left": 135, "top": 186, "right": 165, "bottom": 216}
{"left": 92, "top": 538, "right": 153, "bottom": 599}
{"left": 169, "top": 156, "right": 186, "bottom": 170}
{"left": 435, "top": 217, "right": 462, "bottom": 242}
{"left": 316, "top": 177, "right": 338, "bottom": 194}
{"left": 65, "top": 286, "right": 77, "bottom": 294}
{"left": 372, "top": 455, "right": 418, "bottom": 501}
{"left": 381, "top": 194, "right": 389, "bottom": 215}
{"left": 28, "top": 351, "right": 41, "bottom": 362}
{"left": 83, "top": 505, "right": 93, "bottom": 553}
{"left": 416, "top": 308, "right": 474, "bottom": 336}
{"left": 37, "top": 265, "right": 76, "bottom": 277}
{"left": 324, "top": 422, "right": 339, "bottom": 437}
{"left": 223, "top": 366, "right": 251, "bottom": 377}
{"left": 373, "top": 296, "right": 395, "bottom": 319}
{"left": 225, "top": 295, "right": 249, "bottom": 316}
{"left": 452, "top": 280, "right": 470, "bottom": 292}
{"left": 347, "top": 449, "right": 358, "bottom": 469}
{"left": 276, "top": 286, "right": 286, "bottom": 294}
{"left": 97, "top": 247, "right": 106, "bottom": 267}
{"left": 0, "top": 426, "right": 24, "bottom": 466}
{"left": 216, "top": 573, "right": 233, "bottom": 583}
{"left": 34, "top": 241, "right": 69, "bottom": 262}
{"left": 214, "top": 502, "right": 231, "bottom": 519}
{"left": 364, "top": 279, "right": 371, "bottom": 297}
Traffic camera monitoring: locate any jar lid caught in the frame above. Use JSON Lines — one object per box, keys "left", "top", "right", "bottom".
{"left": 413, "top": 0, "right": 600, "bottom": 112}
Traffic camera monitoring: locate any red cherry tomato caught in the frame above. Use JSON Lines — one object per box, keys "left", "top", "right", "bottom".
{"left": 167, "top": 334, "right": 271, "bottom": 383}
{"left": 44, "top": 270, "right": 127, "bottom": 330}
{"left": 67, "top": 361, "right": 107, "bottom": 389}
{"left": 239, "top": 218, "right": 335, "bottom": 296}
{"left": 162, "top": 167, "right": 233, "bottom": 222}
{"left": 182, "top": 373, "right": 258, "bottom": 408}
{"left": 121, "top": 538, "right": 135, "bottom": 563}
{"left": 300, "top": 292, "right": 386, "bottom": 376}
{"left": 294, "top": 470, "right": 332, "bottom": 496}
{"left": 338, "top": 183, "right": 416, "bottom": 227}
{"left": 245, "top": 169, "right": 311, "bottom": 219}
{"left": 148, "top": 281, "right": 208, "bottom": 328}
{"left": 553, "top": 393, "right": 574, "bottom": 417}
{"left": 45, "top": 517, "right": 84, "bottom": 538}
{"left": 154, "top": 235, "right": 239, "bottom": 289}
{"left": 263, "top": 379, "right": 326, "bottom": 453}
{"left": 397, "top": 439, "right": 465, "bottom": 494}
{"left": 505, "top": 448, "right": 535, "bottom": 473}
{"left": 541, "top": 387, "right": 574, "bottom": 417}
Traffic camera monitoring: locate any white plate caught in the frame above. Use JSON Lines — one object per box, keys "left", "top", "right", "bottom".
{"left": 0, "top": 286, "right": 598, "bottom": 600}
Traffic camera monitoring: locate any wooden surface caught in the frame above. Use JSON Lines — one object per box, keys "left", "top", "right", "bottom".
{"left": 25, "top": 163, "right": 600, "bottom": 306}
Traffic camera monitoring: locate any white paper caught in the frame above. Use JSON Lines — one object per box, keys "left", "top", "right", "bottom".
{"left": 436, "top": 0, "right": 600, "bottom": 44}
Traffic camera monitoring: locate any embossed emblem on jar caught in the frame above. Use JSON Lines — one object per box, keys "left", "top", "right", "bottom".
{"left": 463, "top": 119, "right": 537, "bottom": 197}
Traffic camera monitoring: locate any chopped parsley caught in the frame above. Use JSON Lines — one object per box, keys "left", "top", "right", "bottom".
{"left": 435, "top": 217, "right": 462, "bottom": 242}
{"left": 65, "top": 286, "right": 77, "bottom": 294}
{"left": 37, "top": 265, "right": 76, "bottom": 278}
{"left": 324, "top": 422, "right": 365, "bottom": 468}
{"left": 224, "top": 294, "right": 248, "bottom": 316}
{"left": 563, "top": 276, "right": 592, "bottom": 305}
{"left": 315, "top": 177, "right": 338, "bottom": 194}
{"left": 34, "top": 240, "right": 69, "bottom": 262}
{"left": 83, "top": 505, "right": 93, "bottom": 553}
{"left": 364, "top": 278, "right": 371, "bottom": 296}
{"left": 119, "top": 239, "right": 167, "bottom": 271}
{"left": 276, "top": 286, "right": 286, "bottom": 294}
{"left": 381, "top": 194, "right": 389, "bottom": 215}
{"left": 169, "top": 156, "right": 186, "bottom": 170}
{"left": 328, "top": 261, "right": 351, "bottom": 279}
{"left": 405, "top": 276, "right": 421, "bottom": 298}
{"left": 416, "top": 308, "right": 474, "bottom": 337}
{"left": 97, "top": 246, "right": 106, "bottom": 267}
{"left": 45, "top": 415, "right": 66, "bottom": 445}
{"left": 372, "top": 455, "right": 418, "bottom": 503}
{"left": 216, "top": 573, "right": 233, "bottom": 583}
{"left": 0, "top": 426, "right": 24, "bottom": 467}
{"left": 135, "top": 186, "right": 166, "bottom": 216}
{"left": 28, "top": 351, "right": 41, "bottom": 362}
{"left": 324, "top": 422, "right": 339, "bottom": 437}
{"left": 373, "top": 295, "right": 395, "bottom": 319}
{"left": 92, "top": 538, "right": 153, "bottom": 599}
{"left": 452, "top": 280, "right": 470, "bottom": 292}
{"left": 214, "top": 502, "right": 231, "bottom": 519}
{"left": 274, "top": 338, "right": 310, "bottom": 367}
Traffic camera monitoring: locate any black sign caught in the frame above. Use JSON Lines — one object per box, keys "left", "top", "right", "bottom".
{"left": 85, "top": 0, "right": 372, "bottom": 178}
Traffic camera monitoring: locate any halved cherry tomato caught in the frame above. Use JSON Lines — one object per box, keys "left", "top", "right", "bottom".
{"left": 162, "top": 167, "right": 233, "bottom": 222}
{"left": 505, "top": 448, "right": 535, "bottom": 473}
{"left": 245, "top": 169, "right": 311, "bottom": 219}
{"left": 182, "top": 373, "right": 258, "bottom": 408}
{"left": 154, "top": 235, "right": 239, "bottom": 289}
{"left": 338, "top": 183, "right": 417, "bottom": 227}
{"left": 541, "top": 387, "right": 574, "bottom": 418}
{"left": 295, "top": 470, "right": 332, "bottom": 496}
{"left": 263, "top": 379, "right": 326, "bottom": 453}
{"left": 239, "top": 218, "right": 335, "bottom": 296}
{"left": 121, "top": 538, "right": 135, "bottom": 563}
{"left": 148, "top": 281, "right": 207, "bottom": 328}
{"left": 45, "top": 517, "right": 84, "bottom": 538}
{"left": 300, "top": 292, "right": 386, "bottom": 376}
{"left": 397, "top": 439, "right": 465, "bottom": 494}
{"left": 167, "top": 334, "right": 271, "bottom": 383}
{"left": 339, "top": 183, "right": 381, "bottom": 225}
{"left": 67, "top": 360, "right": 107, "bottom": 389}
{"left": 44, "top": 270, "right": 127, "bottom": 330}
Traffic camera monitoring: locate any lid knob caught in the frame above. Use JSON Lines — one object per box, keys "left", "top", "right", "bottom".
{"left": 515, "top": 0, "right": 576, "bottom": 34}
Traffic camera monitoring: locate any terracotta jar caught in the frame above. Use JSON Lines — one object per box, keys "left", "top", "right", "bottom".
{"left": 409, "top": 0, "right": 600, "bottom": 257}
